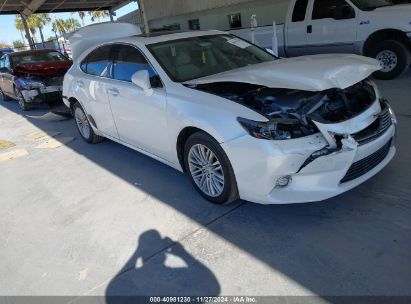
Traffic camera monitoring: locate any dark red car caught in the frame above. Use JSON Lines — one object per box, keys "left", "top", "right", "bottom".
{"left": 0, "top": 49, "right": 72, "bottom": 110}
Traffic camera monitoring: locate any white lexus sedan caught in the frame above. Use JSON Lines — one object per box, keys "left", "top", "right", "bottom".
{"left": 63, "top": 24, "right": 396, "bottom": 205}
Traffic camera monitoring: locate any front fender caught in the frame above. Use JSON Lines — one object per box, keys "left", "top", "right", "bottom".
{"left": 164, "top": 86, "right": 266, "bottom": 167}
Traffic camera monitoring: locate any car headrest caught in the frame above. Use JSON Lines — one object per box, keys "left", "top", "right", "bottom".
{"left": 176, "top": 49, "right": 192, "bottom": 66}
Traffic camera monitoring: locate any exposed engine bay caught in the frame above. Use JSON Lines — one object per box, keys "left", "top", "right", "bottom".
{"left": 189, "top": 80, "right": 377, "bottom": 140}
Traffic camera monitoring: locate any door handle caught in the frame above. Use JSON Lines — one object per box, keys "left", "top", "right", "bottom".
{"left": 307, "top": 25, "right": 312, "bottom": 34}
{"left": 107, "top": 88, "right": 119, "bottom": 96}
{"left": 76, "top": 80, "right": 84, "bottom": 88}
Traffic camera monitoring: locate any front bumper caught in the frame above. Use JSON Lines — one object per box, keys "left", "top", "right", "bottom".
{"left": 222, "top": 105, "right": 396, "bottom": 205}
{"left": 21, "top": 85, "right": 63, "bottom": 103}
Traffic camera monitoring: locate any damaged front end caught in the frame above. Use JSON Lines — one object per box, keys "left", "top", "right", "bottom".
{"left": 191, "top": 80, "right": 382, "bottom": 142}
{"left": 192, "top": 79, "right": 396, "bottom": 203}
{"left": 15, "top": 76, "right": 65, "bottom": 104}
{"left": 13, "top": 63, "right": 71, "bottom": 105}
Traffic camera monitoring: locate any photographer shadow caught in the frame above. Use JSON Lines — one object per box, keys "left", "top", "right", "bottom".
{"left": 106, "top": 230, "right": 220, "bottom": 302}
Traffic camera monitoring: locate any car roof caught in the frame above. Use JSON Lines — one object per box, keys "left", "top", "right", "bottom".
{"left": 10, "top": 49, "right": 60, "bottom": 57}
{"left": 117, "top": 30, "right": 226, "bottom": 45}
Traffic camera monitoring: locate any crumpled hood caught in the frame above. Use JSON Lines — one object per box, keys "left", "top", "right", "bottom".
{"left": 13, "top": 61, "right": 72, "bottom": 77}
{"left": 186, "top": 54, "right": 381, "bottom": 91}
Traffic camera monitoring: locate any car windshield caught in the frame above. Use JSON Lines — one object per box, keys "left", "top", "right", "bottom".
{"left": 147, "top": 34, "right": 276, "bottom": 82}
{"left": 350, "top": 0, "right": 393, "bottom": 10}
{"left": 11, "top": 51, "right": 68, "bottom": 66}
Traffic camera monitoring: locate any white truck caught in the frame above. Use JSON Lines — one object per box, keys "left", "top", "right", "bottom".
{"left": 232, "top": 0, "right": 411, "bottom": 80}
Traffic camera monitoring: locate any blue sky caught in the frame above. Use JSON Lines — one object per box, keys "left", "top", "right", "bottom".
{"left": 0, "top": 2, "right": 137, "bottom": 46}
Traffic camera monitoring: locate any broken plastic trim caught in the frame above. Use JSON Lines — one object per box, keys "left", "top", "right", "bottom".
{"left": 16, "top": 77, "right": 46, "bottom": 90}
{"left": 297, "top": 146, "right": 340, "bottom": 173}
{"left": 297, "top": 135, "right": 359, "bottom": 173}
{"left": 297, "top": 100, "right": 393, "bottom": 173}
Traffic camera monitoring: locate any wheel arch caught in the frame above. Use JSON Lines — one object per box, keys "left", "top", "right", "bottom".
{"left": 68, "top": 97, "right": 78, "bottom": 113}
{"left": 176, "top": 126, "right": 220, "bottom": 172}
{"left": 68, "top": 97, "right": 98, "bottom": 129}
{"left": 363, "top": 29, "right": 411, "bottom": 55}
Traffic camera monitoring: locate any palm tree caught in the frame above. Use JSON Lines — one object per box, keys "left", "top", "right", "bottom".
{"left": 15, "top": 15, "right": 37, "bottom": 45}
{"left": 31, "top": 13, "right": 51, "bottom": 47}
{"left": 26, "top": 16, "right": 37, "bottom": 43}
{"left": 52, "top": 18, "right": 66, "bottom": 35}
{"left": 12, "top": 40, "right": 25, "bottom": 51}
{"left": 88, "top": 10, "right": 109, "bottom": 22}
{"left": 64, "top": 18, "right": 81, "bottom": 33}
{"left": 14, "top": 15, "right": 26, "bottom": 43}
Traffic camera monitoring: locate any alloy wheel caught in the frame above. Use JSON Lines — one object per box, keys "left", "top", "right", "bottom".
{"left": 74, "top": 107, "right": 91, "bottom": 139}
{"left": 188, "top": 144, "right": 225, "bottom": 197}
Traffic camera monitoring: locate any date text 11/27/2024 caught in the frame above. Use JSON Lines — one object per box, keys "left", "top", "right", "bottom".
{"left": 149, "top": 296, "right": 257, "bottom": 303}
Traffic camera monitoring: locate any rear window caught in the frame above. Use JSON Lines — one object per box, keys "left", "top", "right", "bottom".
{"left": 292, "top": 0, "right": 309, "bottom": 22}
{"left": 312, "top": 0, "right": 355, "bottom": 20}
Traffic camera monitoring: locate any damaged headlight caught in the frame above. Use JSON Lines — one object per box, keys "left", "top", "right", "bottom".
{"left": 385, "top": 100, "right": 397, "bottom": 124}
{"left": 237, "top": 117, "right": 308, "bottom": 140}
{"left": 17, "top": 78, "right": 46, "bottom": 90}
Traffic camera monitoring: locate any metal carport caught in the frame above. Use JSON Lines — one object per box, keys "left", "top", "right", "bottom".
{"left": 0, "top": 0, "right": 134, "bottom": 49}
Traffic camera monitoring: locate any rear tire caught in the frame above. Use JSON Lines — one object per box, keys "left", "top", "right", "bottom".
{"left": 369, "top": 40, "right": 411, "bottom": 80}
{"left": 14, "top": 87, "right": 31, "bottom": 111}
{"left": 184, "top": 131, "right": 238, "bottom": 204}
{"left": 73, "top": 102, "right": 105, "bottom": 144}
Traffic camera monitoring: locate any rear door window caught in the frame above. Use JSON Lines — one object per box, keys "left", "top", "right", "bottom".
{"left": 81, "top": 45, "right": 112, "bottom": 77}
{"left": 312, "top": 0, "right": 355, "bottom": 20}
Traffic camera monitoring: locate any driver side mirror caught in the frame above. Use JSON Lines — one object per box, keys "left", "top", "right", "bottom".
{"left": 131, "top": 70, "right": 152, "bottom": 91}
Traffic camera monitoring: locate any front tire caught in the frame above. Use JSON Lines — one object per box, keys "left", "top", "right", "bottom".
{"left": 14, "top": 87, "right": 31, "bottom": 111}
{"left": 369, "top": 40, "right": 411, "bottom": 80}
{"left": 73, "top": 102, "right": 104, "bottom": 144}
{"left": 184, "top": 131, "right": 238, "bottom": 204}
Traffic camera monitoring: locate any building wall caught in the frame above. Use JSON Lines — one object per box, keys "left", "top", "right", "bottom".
{"left": 117, "top": 9, "right": 142, "bottom": 25}
{"left": 144, "top": 0, "right": 256, "bottom": 20}
{"left": 118, "top": 0, "right": 290, "bottom": 31}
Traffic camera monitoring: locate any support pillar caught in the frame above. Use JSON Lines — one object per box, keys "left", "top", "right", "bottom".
{"left": 137, "top": 0, "right": 150, "bottom": 34}
{"left": 109, "top": 9, "right": 114, "bottom": 22}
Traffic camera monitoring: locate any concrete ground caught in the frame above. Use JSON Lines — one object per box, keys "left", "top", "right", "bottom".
{"left": 0, "top": 71, "right": 410, "bottom": 300}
